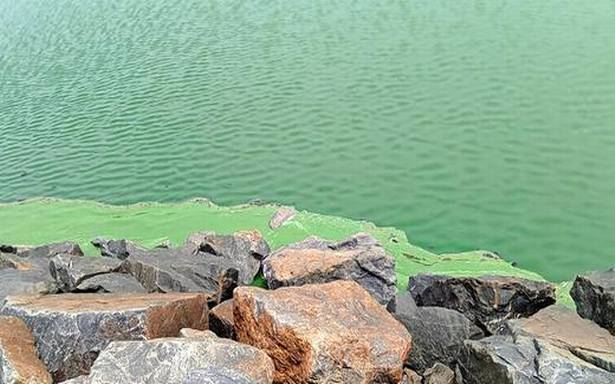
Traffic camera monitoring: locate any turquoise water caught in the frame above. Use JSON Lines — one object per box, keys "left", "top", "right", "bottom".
{"left": 1, "top": 0, "right": 614, "bottom": 281}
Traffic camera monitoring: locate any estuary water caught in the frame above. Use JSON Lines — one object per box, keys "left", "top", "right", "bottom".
{"left": 1, "top": 0, "right": 614, "bottom": 281}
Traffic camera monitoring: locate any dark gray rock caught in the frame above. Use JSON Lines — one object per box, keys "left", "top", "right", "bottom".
{"left": 424, "top": 362, "right": 456, "bottom": 384}
{"left": 74, "top": 273, "right": 146, "bottom": 293}
{"left": 67, "top": 332, "right": 274, "bottom": 384}
{"left": 91, "top": 238, "right": 141, "bottom": 260}
{"left": 209, "top": 299, "right": 235, "bottom": 339}
{"left": 570, "top": 268, "right": 615, "bottom": 335}
{"left": 394, "top": 292, "right": 484, "bottom": 373}
{"left": 409, "top": 274, "right": 556, "bottom": 332}
{"left": 18, "top": 242, "right": 83, "bottom": 258}
{"left": 459, "top": 335, "right": 615, "bottom": 384}
{"left": 0, "top": 292, "right": 209, "bottom": 382}
{"left": 0, "top": 253, "right": 57, "bottom": 301}
{"left": 263, "top": 233, "right": 396, "bottom": 309}
{"left": 49, "top": 255, "right": 123, "bottom": 292}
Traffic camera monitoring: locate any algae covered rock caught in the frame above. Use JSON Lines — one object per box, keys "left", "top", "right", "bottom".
{"left": 0, "top": 316, "right": 52, "bottom": 384}
{"left": 409, "top": 274, "right": 556, "bottom": 332}
{"left": 0, "top": 293, "right": 208, "bottom": 381}
{"left": 234, "top": 280, "right": 411, "bottom": 384}
{"left": 263, "top": 233, "right": 396, "bottom": 308}
{"left": 268, "top": 206, "right": 296, "bottom": 229}
{"left": 570, "top": 268, "right": 615, "bottom": 335}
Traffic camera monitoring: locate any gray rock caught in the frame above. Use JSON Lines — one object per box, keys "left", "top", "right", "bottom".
{"left": 0, "top": 292, "right": 209, "bottom": 382}
{"left": 263, "top": 233, "right": 396, "bottom": 309}
{"left": 459, "top": 335, "right": 615, "bottom": 384}
{"left": 424, "top": 362, "right": 456, "bottom": 384}
{"left": 402, "top": 369, "right": 423, "bottom": 384}
{"left": 394, "top": 292, "right": 484, "bottom": 373}
{"left": 268, "top": 206, "right": 296, "bottom": 229}
{"left": 74, "top": 273, "right": 146, "bottom": 293}
{"left": 67, "top": 333, "right": 274, "bottom": 384}
{"left": 209, "top": 299, "right": 235, "bottom": 339}
{"left": 570, "top": 268, "right": 615, "bottom": 335}
{"left": 91, "top": 238, "right": 141, "bottom": 260}
{"left": 0, "top": 253, "right": 57, "bottom": 301}
{"left": 409, "top": 274, "right": 556, "bottom": 332}
{"left": 49, "top": 255, "right": 123, "bottom": 292}
{"left": 17, "top": 242, "right": 83, "bottom": 258}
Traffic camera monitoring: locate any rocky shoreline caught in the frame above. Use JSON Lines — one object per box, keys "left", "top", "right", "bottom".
{"left": 0, "top": 206, "right": 614, "bottom": 383}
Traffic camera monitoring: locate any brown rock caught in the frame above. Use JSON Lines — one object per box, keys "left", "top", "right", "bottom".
{"left": 0, "top": 316, "right": 52, "bottom": 384}
{"left": 402, "top": 368, "right": 423, "bottom": 384}
{"left": 0, "top": 293, "right": 208, "bottom": 381}
{"left": 210, "top": 299, "right": 235, "bottom": 339}
{"left": 423, "top": 363, "right": 455, "bottom": 384}
{"left": 234, "top": 280, "right": 412, "bottom": 384}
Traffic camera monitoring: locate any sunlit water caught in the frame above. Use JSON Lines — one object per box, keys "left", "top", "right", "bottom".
{"left": 1, "top": 0, "right": 614, "bottom": 281}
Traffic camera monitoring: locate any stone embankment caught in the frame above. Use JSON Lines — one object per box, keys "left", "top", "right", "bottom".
{"left": 0, "top": 208, "right": 613, "bottom": 383}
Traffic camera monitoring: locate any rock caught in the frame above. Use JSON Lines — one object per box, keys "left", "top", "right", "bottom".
{"left": 423, "top": 363, "right": 456, "bottom": 384}
{"left": 402, "top": 369, "right": 423, "bottom": 384}
{"left": 17, "top": 242, "right": 83, "bottom": 258}
{"left": 91, "top": 238, "right": 141, "bottom": 260}
{"left": 74, "top": 273, "right": 146, "bottom": 293}
{"left": 0, "top": 316, "right": 52, "bottom": 384}
{"left": 0, "top": 293, "right": 208, "bottom": 381}
{"left": 49, "top": 254, "right": 123, "bottom": 292}
{"left": 263, "top": 233, "right": 396, "bottom": 308}
{"left": 502, "top": 305, "right": 615, "bottom": 373}
{"left": 459, "top": 335, "right": 615, "bottom": 384}
{"left": 409, "top": 274, "right": 556, "bottom": 332}
{"left": 179, "top": 328, "right": 213, "bottom": 339}
{"left": 394, "top": 292, "right": 484, "bottom": 373}
{"left": 234, "top": 280, "right": 412, "bottom": 383}
{"left": 269, "top": 207, "right": 296, "bottom": 229}
{"left": 570, "top": 268, "right": 615, "bottom": 335}
{"left": 65, "top": 333, "right": 274, "bottom": 384}
{"left": 0, "top": 253, "right": 57, "bottom": 301}
{"left": 209, "top": 299, "right": 235, "bottom": 339}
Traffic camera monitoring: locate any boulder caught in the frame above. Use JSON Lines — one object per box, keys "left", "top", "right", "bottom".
{"left": 570, "top": 268, "right": 615, "bottom": 335}
{"left": 394, "top": 292, "right": 484, "bottom": 373}
{"left": 423, "top": 363, "right": 456, "bottom": 384}
{"left": 0, "top": 253, "right": 57, "bottom": 301}
{"left": 263, "top": 233, "right": 396, "bottom": 308}
{"left": 209, "top": 299, "right": 235, "bottom": 339}
{"left": 0, "top": 316, "right": 52, "bottom": 384}
{"left": 234, "top": 280, "right": 412, "bottom": 384}
{"left": 502, "top": 305, "right": 615, "bottom": 373}
{"left": 16, "top": 242, "right": 83, "bottom": 258}
{"left": 459, "top": 335, "right": 615, "bottom": 384}
{"left": 62, "top": 332, "right": 274, "bottom": 384}
{"left": 0, "top": 293, "right": 208, "bottom": 381}
{"left": 402, "top": 369, "right": 422, "bottom": 384}
{"left": 408, "top": 274, "right": 556, "bottom": 332}
{"left": 269, "top": 207, "right": 296, "bottom": 229}
{"left": 91, "top": 238, "right": 141, "bottom": 260}
{"left": 49, "top": 255, "right": 123, "bottom": 292}
{"left": 74, "top": 273, "right": 146, "bottom": 293}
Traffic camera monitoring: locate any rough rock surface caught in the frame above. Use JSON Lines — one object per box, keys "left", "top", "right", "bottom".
{"left": 0, "top": 253, "right": 57, "bottom": 301}
{"left": 423, "top": 363, "right": 456, "bottom": 384}
{"left": 63, "top": 332, "right": 274, "bottom": 384}
{"left": 91, "top": 238, "right": 141, "bottom": 259}
{"left": 409, "top": 274, "right": 556, "bottom": 332}
{"left": 502, "top": 305, "right": 615, "bottom": 373}
{"left": 49, "top": 255, "right": 124, "bottom": 292}
{"left": 263, "top": 233, "right": 396, "bottom": 308}
{"left": 0, "top": 293, "right": 208, "bottom": 381}
{"left": 74, "top": 273, "right": 146, "bottom": 293}
{"left": 269, "top": 207, "right": 296, "bottom": 229}
{"left": 570, "top": 268, "right": 615, "bottom": 335}
{"left": 460, "top": 335, "right": 615, "bottom": 384}
{"left": 0, "top": 316, "right": 52, "bottom": 384}
{"left": 394, "top": 292, "right": 483, "bottom": 373}
{"left": 402, "top": 369, "right": 422, "bottom": 384}
{"left": 15, "top": 242, "right": 83, "bottom": 258}
{"left": 209, "top": 299, "right": 235, "bottom": 339}
{"left": 234, "top": 280, "right": 412, "bottom": 384}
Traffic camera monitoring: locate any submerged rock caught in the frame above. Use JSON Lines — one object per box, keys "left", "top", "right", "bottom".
{"left": 268, "top": 206, "right": 296, "bottom": 229}
{"left": 408, "top": 274, "right": 556, "bottom": 332}
{"left": 0, "top": 316, "right": 52, "bottom": 384}
{"left": 234, "top": 280, "right": 411, "bottom": 384}
{"left": 394, "top": 292, "right": 484, "bottom": 373}
{"left": 263, "top": 233, "right": 396, "bottom": 308}
{"left": 0, "top": 293, "right": 208, "bottom": 381}
{"left": 66, "top": 332, "right": 274, "bottom": 384}
{"left": 570, "top": 268, "right": 615, "bottom": 335}
{"left": 209, "top": 299, "right": 235, "bottom": 339}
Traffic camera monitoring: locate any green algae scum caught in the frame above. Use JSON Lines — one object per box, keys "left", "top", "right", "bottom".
{"left": 0, "top": 198, "right": 573, "bottom": 307}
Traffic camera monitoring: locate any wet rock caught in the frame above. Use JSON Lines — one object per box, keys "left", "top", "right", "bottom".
{"left": 65, "top": 332, "right": 274, "bottom": 384}
{"left": 0, "top": 292, "right": 208, "bottom": 381}
{"left": 409, "top": 274, "right": 556, "bottom": 332}
{"left": 459, "top": 335, "right": 615, "bottom": 384}
{"left": 234, "top": 280, "right": 412, "bottom": 383}
{"left": 570, "top": 268, "right": 615, "bottom": 335}
{"left": 394, "top": 292, "right": 484, "bottom": 373}
{"left": 91, "top": 238, "right": 141, "bottom": 260}
{"left": 74, "top": 273, "right": 146, "bottom": 293}
{"left": 209, "top": 299, "right": 235, "bottom": 339}
{"left": 0, "top": 316, "right": 52, "bottom": 384}
{"left": 423, "top": 363, "right": 456, "bottom": 384}
{"left": 49, "top": 254, "right": 123, "bottom": 292}
{"left": 502, "top": 305, "right": 615, "bottom": 373}
{"left": 268, "top": 206, "right": 296, "bottom": 229}
{"left": 263, "top": 233, "right": 396, "bottom": 308}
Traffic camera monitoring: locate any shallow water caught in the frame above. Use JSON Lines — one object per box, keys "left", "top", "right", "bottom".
{"left": 1, "top": 0, "right": 614, "bottom": 281}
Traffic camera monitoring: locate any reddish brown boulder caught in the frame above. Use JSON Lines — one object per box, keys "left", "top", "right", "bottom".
{"left": 0, "top": 293, "right": 208, "bottom": 381}
{"left": 209, "top": 299, "right": 235, "bottom": 339}
{"left": 0, "top": 316, "right": 52, "bottom": 384}
{"left": 234, "top": 280, "right": 412, "bottom": 384}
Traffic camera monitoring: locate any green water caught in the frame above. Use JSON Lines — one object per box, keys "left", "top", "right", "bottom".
{"left": 1, "top": 1, "right": 614, "bottom": 281}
